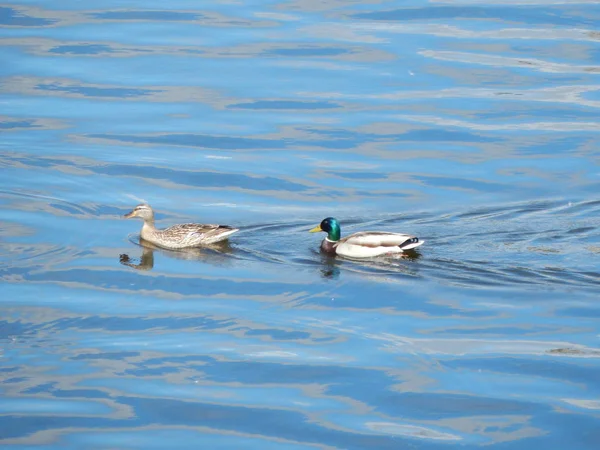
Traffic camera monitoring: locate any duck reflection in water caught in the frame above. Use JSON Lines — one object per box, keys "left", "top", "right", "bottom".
{"left": 318, "top": 248, "right": 422, "bottom": 280}
{"left": 319, "top": 252, "right": 341, "bottom": 279}
{"left": 119, "top": 237, "right": 234, "bottom": 271}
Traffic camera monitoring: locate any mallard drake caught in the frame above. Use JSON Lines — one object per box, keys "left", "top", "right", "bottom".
{"left": 309, "top": 217, "right": 423, "bottom": 258}
{"left": 124, "top": 203, "right": 238, "bottom": 250}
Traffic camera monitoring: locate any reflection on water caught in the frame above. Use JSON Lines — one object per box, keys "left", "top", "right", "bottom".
{"left": 2, "top": 0, "right": 600, "bottom": 448}
{"left": 316, "top": 249, "right": 423, "bottom": 280}
{"left": 317, "top": 252, "right": 341, "bottom": 280}
{"left": 119, "top": 237, "right": 235, "bottom": 271}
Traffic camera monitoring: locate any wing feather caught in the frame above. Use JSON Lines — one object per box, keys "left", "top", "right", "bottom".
{"left": 334, "top": 231, "right": 423, "bottom": 258}
{"left": 159, "top": 223, "right": 238, "bottom": 248}
{"left": 342, "top": 231, "right": 417, "bottom": 248}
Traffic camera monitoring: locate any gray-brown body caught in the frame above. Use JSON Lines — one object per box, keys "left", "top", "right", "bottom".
{"left": 124, "top": 203, "right": 238, "bottom": 250}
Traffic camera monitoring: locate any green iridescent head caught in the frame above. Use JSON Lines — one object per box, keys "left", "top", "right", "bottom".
{"left": 309, "top": 217, "right": 341, "bottom": 241}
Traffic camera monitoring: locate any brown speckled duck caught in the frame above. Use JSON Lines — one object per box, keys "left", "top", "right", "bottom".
{"left": 124, "top": 203, "right": 238, "bottom": 250}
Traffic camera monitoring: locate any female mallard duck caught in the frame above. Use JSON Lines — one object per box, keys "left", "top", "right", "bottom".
{"left": 309, "top": 217, "right": 423, "bottom": 258}
{"left": 124, "top": 203, "right": 238, "bottom": 250}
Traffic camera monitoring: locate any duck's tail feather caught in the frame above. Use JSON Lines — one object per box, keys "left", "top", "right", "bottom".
{"left": 399, "top": 237, "right": 423, "bottom": 250}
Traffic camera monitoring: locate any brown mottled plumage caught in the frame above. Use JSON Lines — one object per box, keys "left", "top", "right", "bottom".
{"left": 123, "top": 203, "right": 238, "bottom": 250}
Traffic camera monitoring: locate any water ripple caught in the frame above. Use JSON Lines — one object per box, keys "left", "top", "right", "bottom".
{"left": 2, "top": 0, "right": 600, "bottom": 448}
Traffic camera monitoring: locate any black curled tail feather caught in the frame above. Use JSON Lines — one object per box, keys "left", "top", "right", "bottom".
{"left": 399, "top": 237, "right": 419, "bottom": 249}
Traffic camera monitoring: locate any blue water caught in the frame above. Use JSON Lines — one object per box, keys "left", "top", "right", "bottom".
{"left": 1, "top": 1, "right": 600, "bottom": 448}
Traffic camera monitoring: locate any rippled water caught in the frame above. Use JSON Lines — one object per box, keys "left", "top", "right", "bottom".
{"left": 1, "top": 1, "right": 600, "bottom": 448}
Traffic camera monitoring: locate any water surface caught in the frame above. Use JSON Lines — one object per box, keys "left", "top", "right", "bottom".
{"left": 1, "top": 0, "right": 600, "bottom": 448}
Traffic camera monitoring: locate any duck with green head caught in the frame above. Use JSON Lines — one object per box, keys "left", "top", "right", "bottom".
{"left": 309, "top": 217, "right": 423, "bottom": 258}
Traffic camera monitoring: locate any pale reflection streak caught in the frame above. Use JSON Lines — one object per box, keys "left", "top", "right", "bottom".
{"left": 1, "top": 426, "right": 333, "bottom": 449}
{"left": 1, "top": 5, "right": 276, "bottom": 29}
{"left": 349, "top": 22, "right": 600, "bottom": 42}
{"left": 562, "top": 399, "right": 600, "bottom": 410}
{"left": 421, "top": 50, "right": 600, "bottom": 74}
{"left": 300, "top": 319, "right": 600, "bottom": 358}
{"left": 432, "top": 0, "right": 599, "bottom": 6}
{"left": 1, "top": 75, "right": 219, "bottom": 103}
{"left": 0, "top": 115, "right": 67, "bottom": 131}
{"left": 395, "top": 114, "right": 600, "bottom": 132}
{"left": 301, "top": 85, "right": 600, "bottom": 109}
{"left": 365, "top": 421, "right": 461, "bottom": 440}
{"left": 0, "top": 37, "right": 393, "bottom": 63}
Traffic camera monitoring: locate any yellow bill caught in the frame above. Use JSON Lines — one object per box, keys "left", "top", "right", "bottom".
{"left": 309, "top": 225, "right": 322, "bottom": 233}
